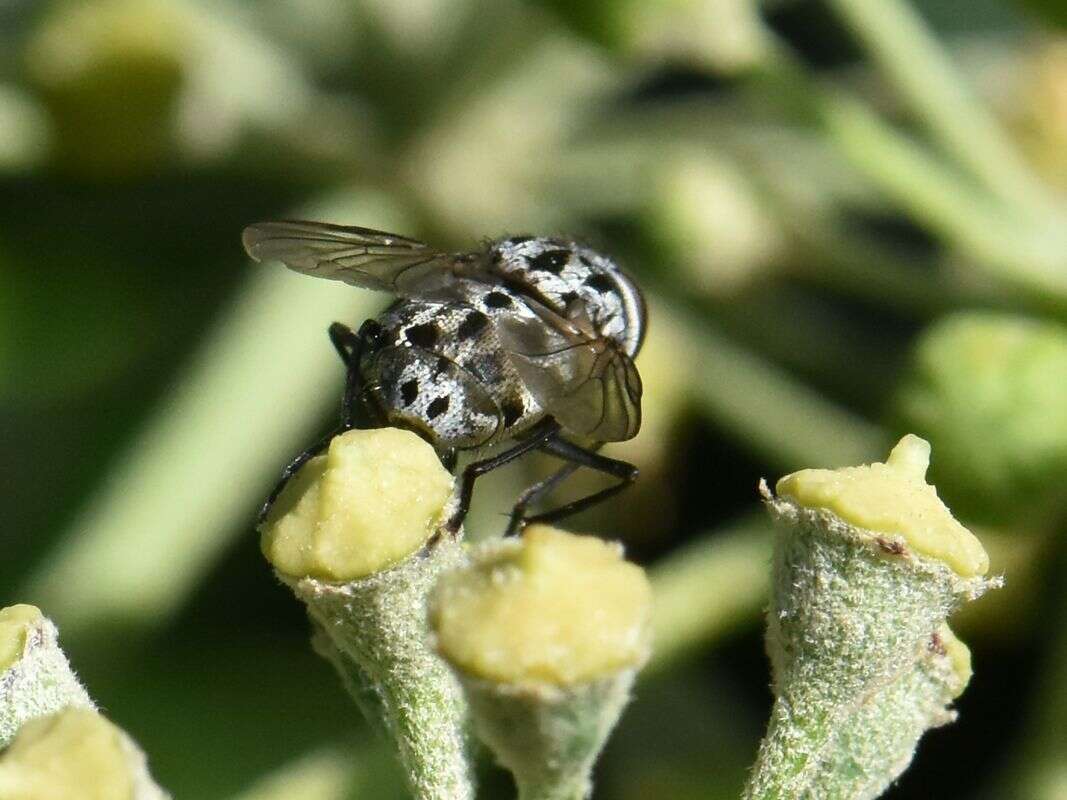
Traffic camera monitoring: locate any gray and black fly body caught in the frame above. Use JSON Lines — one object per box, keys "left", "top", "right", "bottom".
{"left": 242, "top": 221, "right": 646, "bottom": 534}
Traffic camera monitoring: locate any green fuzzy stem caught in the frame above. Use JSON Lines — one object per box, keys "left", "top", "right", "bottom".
{"left": 461, "top": 673, "right": 637, "bottom": 800}
{"left": 742, "top": 486, "right": 996, "bottom": 799}
{"left": 308, "top": 624, "right": 389, "bottom": 742}
{"left": 0, "top": 607, "right": 94, "bottom": 748}
{"left": 279, "top": 537, "right": 474, "bottom": 800}
{"left": 823, "top": 627, "right": 967, "bottom": 798}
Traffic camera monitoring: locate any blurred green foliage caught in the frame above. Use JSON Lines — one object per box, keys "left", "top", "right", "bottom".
{"left": 895, "top": 312, "right": 1067, "bottom": 525}
{"left": 1, "top": 0, "right": 1066, "bottom": 798}
{"left": 25, "top": 0, "right": 188, "bottom": 177}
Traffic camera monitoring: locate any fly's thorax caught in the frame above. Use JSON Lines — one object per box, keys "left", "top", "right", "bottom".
{"left": 356, "top": 297, "right": 545, "bottom": 450}
{"left": 490, "top": 236, "right": 646, "bottom": 358}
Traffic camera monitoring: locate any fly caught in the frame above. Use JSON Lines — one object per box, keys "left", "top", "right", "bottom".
{"left": 242, "top": 220, "right": 646, "bottom": 534}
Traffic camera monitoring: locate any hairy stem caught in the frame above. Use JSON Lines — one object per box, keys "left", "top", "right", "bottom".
{"left": 283, "top": 539, "right": 474, "bottom": 800}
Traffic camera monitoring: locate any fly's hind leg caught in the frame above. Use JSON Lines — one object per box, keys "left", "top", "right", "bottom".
{"left": 508, "top": 438, "right": 638, "bottom": 534}
{"left": 504, "top": 463, "right": 579, "bottom": 536}
{"left": 444, "top": 418, "right": 560, "bottom": 534}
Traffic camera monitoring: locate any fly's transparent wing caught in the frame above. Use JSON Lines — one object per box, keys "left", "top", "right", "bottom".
{"left": 242, "top": 220, "right": 478, "bottom": 297}
{"left": 498, "top": 299, "right": 642, "bottom": 442}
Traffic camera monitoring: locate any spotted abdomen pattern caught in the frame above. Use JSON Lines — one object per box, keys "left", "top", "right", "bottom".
{"left": 358, "top": 282, "right": 543, "bottom": 449}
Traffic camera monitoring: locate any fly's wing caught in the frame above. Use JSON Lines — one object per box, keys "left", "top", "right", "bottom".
{"left": 242, "top": 220, "right": 478, "bottom": 297}
{"left": 497, "top": 299, "right": 642, "bottom": 442}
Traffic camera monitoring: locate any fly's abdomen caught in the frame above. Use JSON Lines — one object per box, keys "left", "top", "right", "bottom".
{"left": 366, "top": 344, "right": 502, "bottom": 448}
{"left": 359, "top": 299, "right": 543, "bottom": 450}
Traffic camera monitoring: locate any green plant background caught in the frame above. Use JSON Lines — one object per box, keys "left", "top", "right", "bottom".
{"left": 1, "top": 0, "right": 1065, "bottom": 797}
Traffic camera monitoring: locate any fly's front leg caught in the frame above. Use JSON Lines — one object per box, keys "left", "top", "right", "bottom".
{"left": 258, "top": 321, "right": 371, "bottom": 525}
{"left": 257, "top": 426, "right": 342, "bottom": 525}
{"left": 328, "top": 322, "right": 362, "bottom": 366}
{"left": 330, "top": 321, "right": 379, "bottom": 430}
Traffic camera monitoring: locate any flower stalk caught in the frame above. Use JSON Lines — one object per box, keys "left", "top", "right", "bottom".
{"left": 283, "top": 542, "right": 474, "bottom": 800}
{"left": 743, "top": 435, "right": 999, "bottom": 799}
{"left": 260, "top": 427, "right": 475, "bottom": 800}
{"left": 430, "top": 526, "right": 652, "bottom": 800}
{"left": 461, "top": 674, "right": 636, "bottom": 800}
